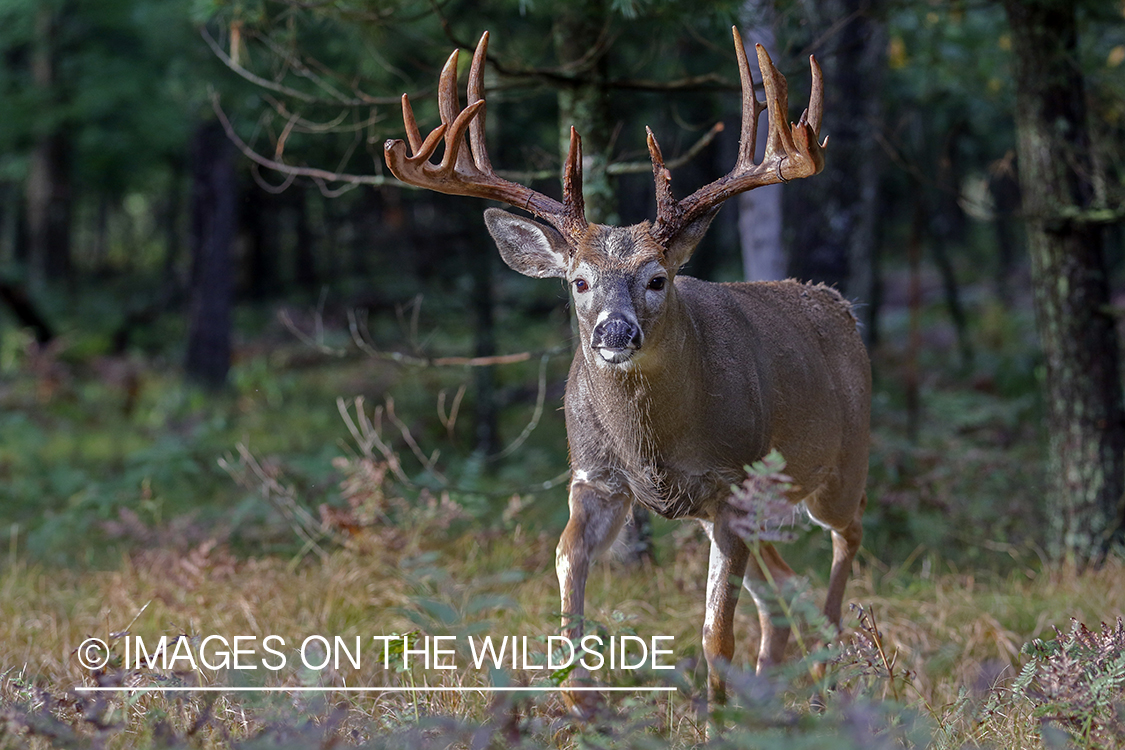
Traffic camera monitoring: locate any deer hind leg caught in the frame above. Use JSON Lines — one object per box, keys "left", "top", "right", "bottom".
{"left": 556, "top": 480, "right": 632, "bottom": 717}
{"left": 700, "top": 515, "right": 750, "bottom": 707}
{"left": 742, "top": 541, "right": 797, "bottom": 671}
{"left": 823, "top": 491, "right": 866, "bottom": 630}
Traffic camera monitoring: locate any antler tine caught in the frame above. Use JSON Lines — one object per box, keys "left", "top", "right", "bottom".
{"left": 646, "top": 127, "right": 680, "bottom": 224}
{"left": 562, "top": 126, "right": 586, "bottom": 229}
{"left": 383, "top": 32, "right": 588, "bottom": 240}
{"left": 732, "top": 28, "right": 766, "bottom": 171}
{"left": 757, "top": 44, "right": 796, "bottom": 163}
{"left": 652, "top": 27, "right": 826, "bottom": 244}
{"left": 436, "top": 48, "right": 477, "bottom": 174}
{"left": 806, "top": 54, "right": 824, "bottom": 140}
{"left": 400, "top": 94, "right": 424, "bottom": 154}
{"left": 467, "top": 31, "right": 491, "bottom": 174}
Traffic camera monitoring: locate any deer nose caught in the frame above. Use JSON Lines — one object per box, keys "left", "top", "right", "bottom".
{"left": 592, "top": 316, "right": 642, "bottom": 351}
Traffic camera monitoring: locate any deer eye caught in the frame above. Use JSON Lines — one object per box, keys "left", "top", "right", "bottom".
{"left": 647, "top": 276, "right": 667, "bottom": 291}
{"left": 574, "top": 278, "right": 589, "bottom": 293}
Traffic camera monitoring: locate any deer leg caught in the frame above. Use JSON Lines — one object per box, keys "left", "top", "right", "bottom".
{"left": 823, "top": 493, "right": 865, "bottom": 630}
{"left": 557, "top": 479, "right": 631, "bottom": 717}
{"left": 742, "top": 541, "right": 796, "bottom": 671}
{"left": 700, "top": 514, "right": 749, "bottom": 707}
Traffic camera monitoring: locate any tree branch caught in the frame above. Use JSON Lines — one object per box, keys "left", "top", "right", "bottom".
{"left": 211, "top": 91, "right": 396, "bottom": 190}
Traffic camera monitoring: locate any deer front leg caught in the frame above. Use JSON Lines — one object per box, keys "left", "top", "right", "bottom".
{"left": 557, "top": 479, "right": 631, "bottom": 718}
{"left": 700, "top": 513, "right": 750, "bottom": 708}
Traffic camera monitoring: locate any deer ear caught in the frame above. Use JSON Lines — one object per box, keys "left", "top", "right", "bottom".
{"left": 484, "top": 208, "right": 571, "bottom": 279}
{"left": 663, "top": 208, "right": 720, "bottom": 273}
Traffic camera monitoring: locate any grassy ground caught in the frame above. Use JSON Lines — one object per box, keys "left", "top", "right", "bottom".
{"left": 2, "top": 527, "right": 1124, "bottom": 748}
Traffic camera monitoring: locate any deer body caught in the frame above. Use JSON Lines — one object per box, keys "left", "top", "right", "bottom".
{"left": 563, "top": 273, "right": 868, "bottom": 524}
{"left": 384, "top": 28, "right": 870, "bottom": 715}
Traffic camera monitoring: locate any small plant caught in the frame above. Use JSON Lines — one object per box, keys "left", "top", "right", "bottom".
{"left": 834, "top": 603, "right": 917, "bottom": 703}
{"left": 1013, "top": 617, "right": 1125, "bottom": 748}
{"left": 728, "top": 449, "right": 809, "bottom": 545}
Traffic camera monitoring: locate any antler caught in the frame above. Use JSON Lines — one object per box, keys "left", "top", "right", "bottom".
{"left": 383, "top": 32, "right": 588, "bottom": 240}
{"left": 649, "top": 27, "right": 827, "bottom": 245}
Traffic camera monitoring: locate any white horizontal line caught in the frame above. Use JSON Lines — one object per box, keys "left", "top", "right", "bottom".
{"left": 75, "top": 686, "right": 677, "bottom": 693}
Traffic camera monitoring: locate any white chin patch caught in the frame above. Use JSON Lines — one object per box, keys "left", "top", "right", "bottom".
{"left": 598, "top": 348, "right": 635, "bottom": 364}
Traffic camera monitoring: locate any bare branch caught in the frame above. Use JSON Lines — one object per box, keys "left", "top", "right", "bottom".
{"left": 263, "top": 94, "right": 380, "bottom": 134}
{"left": 211, "top": 91, "right": 395, "bottom": 189}
{"left": 202, "top": 27, "right": 318, "bottom": 103}
{"left": 278, "top": 308, "right": 348, "bottom": 357}
{"left": 345, "top": 307, "right": 569, "bottom": 367}
{"left": 385, "top": 397, "right": 447, "bottom": 483}
{"left": 437, "top": 385, "right": 466, "bottom": 440}
{"left": 218, "top": 443, "right": 337, "bottom": 560}
{"left": 255, "top": 32, "right": 402, "bottom": 106}
{"left": 608, "top": 121, "right": 725, "bottom": 176}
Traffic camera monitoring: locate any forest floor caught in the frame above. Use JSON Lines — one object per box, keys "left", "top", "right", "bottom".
{"left": 2, "top": 529, "right": 1124, "bottom": 748}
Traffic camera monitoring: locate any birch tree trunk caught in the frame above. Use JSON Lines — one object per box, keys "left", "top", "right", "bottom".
{"left": 738, "top": 3, "right": 785, "bottom": 281}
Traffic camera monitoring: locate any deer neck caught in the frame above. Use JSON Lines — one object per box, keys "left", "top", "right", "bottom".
{"left": 578, "top": 287, "right": 703, "bottom": 453}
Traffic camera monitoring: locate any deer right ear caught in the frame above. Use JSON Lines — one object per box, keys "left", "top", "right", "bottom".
{"left": 484, "top": 208, "right": 570, "bottom": 279}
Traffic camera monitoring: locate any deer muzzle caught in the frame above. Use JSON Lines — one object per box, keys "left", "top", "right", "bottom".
{"left": 591, "top": 316, "right": 642, "bottom": 363}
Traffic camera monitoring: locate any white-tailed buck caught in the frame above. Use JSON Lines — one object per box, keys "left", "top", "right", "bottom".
{"left": 384, "top": 28, "right": 870, "bottom": 714}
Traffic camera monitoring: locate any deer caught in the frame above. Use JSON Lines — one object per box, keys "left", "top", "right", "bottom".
{"left": 383, "top": 28, "right": 870, "bottom": 717}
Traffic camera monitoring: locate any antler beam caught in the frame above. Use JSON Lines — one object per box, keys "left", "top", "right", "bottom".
{"left": 383, "top": 32, "right": 588, "bottom": 240}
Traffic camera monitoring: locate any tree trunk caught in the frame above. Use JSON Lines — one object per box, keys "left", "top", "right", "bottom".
{"left": 1003, "top": 0, "right": 1125, "bottom": 564}
{"left": 783, "top": 0, "right": 884, "bottom": 311}
{"left": 990, "top": 158, "right": 1022, "bottom": 304}
{"left": 26, "top": 7, "right": 71, "bottom": 289}
{"left": 294, "top": 188, "right": 319, "bottom": 292}
{"left": 470, "top": 224, "right": 499, "bottom": 456}
{"left": 185, "top": 121, "right": 237, "bottom": 390}
{"left": 243, "top": 188, "right": 265, "bottom": 300}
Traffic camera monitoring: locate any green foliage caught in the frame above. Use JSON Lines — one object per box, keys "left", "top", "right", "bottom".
{"left": 0, "top": 0, "right": 224, "bottom": 195}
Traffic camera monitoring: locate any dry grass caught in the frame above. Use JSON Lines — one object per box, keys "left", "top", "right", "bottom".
{"left": 2, "top": 517, "right": 1124, "bottom": 748}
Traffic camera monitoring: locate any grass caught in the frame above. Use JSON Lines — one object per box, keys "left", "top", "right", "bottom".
{"left": 2, "top": 525, "right": 1124, "bottom": 748}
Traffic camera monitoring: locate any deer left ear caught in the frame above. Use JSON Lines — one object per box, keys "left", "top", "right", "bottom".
{"left": 663, "top": 209, "right": 720, "bottom": 273}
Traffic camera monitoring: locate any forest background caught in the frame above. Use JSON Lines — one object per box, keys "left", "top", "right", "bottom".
{"left": 1, "top": 0, "right": 1125, "bottom": 747}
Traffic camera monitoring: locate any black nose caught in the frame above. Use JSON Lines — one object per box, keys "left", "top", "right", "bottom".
{"left": 593, "top": 317, "right": 642, "bottom": 350}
